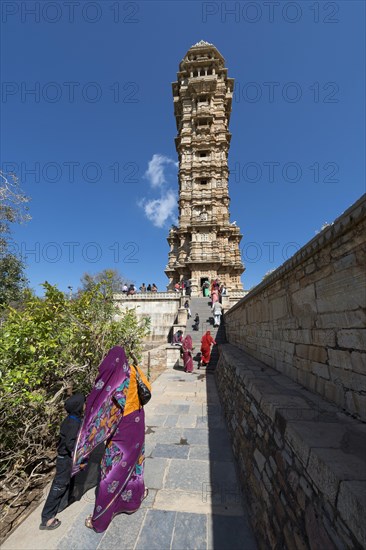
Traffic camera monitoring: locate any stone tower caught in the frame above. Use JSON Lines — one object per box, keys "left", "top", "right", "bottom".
{"left": 165, "top": 40, "right": 245, "bottom": 296}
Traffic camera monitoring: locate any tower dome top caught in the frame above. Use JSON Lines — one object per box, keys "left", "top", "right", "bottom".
{"left": 179, "top": 41, "right": 225, "bottom": 72}
{"left": 191, "top": 40, "right": 214, "bottom": 48}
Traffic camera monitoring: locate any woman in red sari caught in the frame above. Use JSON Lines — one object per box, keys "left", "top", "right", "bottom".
{"left": 182, "top": 335, "right": 194, "bottom": 373}
{"left": 199, "top": 331, "right": 216, "bottom": 368}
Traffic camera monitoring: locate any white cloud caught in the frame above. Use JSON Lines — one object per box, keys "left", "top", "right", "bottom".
{"left": 140, "top": 154, "right": 178, "bottom": 228}
{"left": 140, "top": 189, "right": 177, "bottom": 228}
{"left": 144, "top": 154, "right": 178, "bottom": 188}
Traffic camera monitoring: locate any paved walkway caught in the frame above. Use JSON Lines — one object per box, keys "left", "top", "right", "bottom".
{"left": 3, "top": 301, "right": 257, "bottom": 549}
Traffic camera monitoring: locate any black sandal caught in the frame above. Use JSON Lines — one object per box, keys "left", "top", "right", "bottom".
{"left": 39, "top": 518, "right": 61, "bottom": 530}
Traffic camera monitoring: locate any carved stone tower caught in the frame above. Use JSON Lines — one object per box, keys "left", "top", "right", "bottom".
{"left": 165, "top": 40, "right": 245, "bottom": 295}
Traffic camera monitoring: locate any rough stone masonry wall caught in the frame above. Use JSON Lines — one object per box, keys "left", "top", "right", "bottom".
{"left": 225, "top": 195, "right": 366, "bottom": 421}
{"left": 215, "top": 344, "right": 366, "bottom": 549}
{"left": 139, "top": 344, "right": 181, "bottom": 382}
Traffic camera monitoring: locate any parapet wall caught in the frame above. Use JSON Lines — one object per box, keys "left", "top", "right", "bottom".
{"left": 225, "top": 195, "right": 366, "bottom": 421}
{"left": 114, "top": 293, "right": 181, "bottom": 342}
{"left": 216, "top": 344, "right": 366, "bottom": 549}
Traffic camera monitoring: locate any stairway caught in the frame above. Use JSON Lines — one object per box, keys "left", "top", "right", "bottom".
{"left": 185, "top": 297, "right": 226, "bottom": 372}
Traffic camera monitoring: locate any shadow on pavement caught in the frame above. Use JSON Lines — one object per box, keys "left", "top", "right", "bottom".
{"left": 205, "top": 320, "right": 257, "bottom": 549}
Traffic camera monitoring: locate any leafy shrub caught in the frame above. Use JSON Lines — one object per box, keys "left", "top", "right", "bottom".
{"left": 0, "top": 281, "right": 150, "bottom": 523}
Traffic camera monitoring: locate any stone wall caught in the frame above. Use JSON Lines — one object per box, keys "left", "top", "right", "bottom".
{"left": 216, "top": 344, "right": 366, "bottom": 549}
{"left": 139, "top": 344, "right": 181, "bottom": 382}
{"left": 114, "top": 293, "right": 181, "bottom": 342}
{"left": 225, "top": 195, "right": 366, "bottom": 421}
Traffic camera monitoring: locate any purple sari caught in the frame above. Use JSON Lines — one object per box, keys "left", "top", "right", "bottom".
{"left": 72, "top": 346, "right": 146, "bottom": 532}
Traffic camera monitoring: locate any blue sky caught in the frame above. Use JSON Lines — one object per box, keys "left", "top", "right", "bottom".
{"left": 1, "top": 0, "right": 365, "bottom": 294}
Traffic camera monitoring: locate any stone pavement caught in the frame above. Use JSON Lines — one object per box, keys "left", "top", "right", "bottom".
{"left": 3, "top": 362, "right": 257, "bottom": 549}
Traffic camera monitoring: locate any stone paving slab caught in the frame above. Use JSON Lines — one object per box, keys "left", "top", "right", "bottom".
{"left": 189, "top": 404, "right": 207, "bottom": 415}
{"left": 147, "top": 427, "right": 185, "bottom": 445}
{"left": 151, "top": 404, "right": 191, "bottom": 414}
{"left": 188, "top": 445, "right": 234, "bottom": 462}
{"left": 182, "top": 428, "right": 210, "bottom": 446}
{"left": 144, "top": 457, "right": 168, "bottom": 489}
{"left": 164, "top": 458, "right": 211, "bottom": 491}
{"left": 153, "top": 489, "right": 245, "bottom": 517}
{"left": 97, "top": 508, "right": 147, "bottom": 550}
{"left": 144, "top": 413, "right": 167, "bottom": 426}
{"left": 152, "top": 443, "right": 190, "bottom": 459}
{"left": 3, "top": 363, "right": 257, "bottom": 550}
{"left": 135, "top": 510, "right": 176, "bottom": 549}
{"left": 207, "top": 514, "right": 257, "bottom": 550}
{"left": 176, "top": 414, "right": 198, "bottom": 428}
{"left": 171, "top": 512, "right": 207, "bottom": 550}
{"left": 57, "top": 502, "right": 104, "bottom": 550}
{"left": 163, "top": 414, "right": 180, "bottom": 427}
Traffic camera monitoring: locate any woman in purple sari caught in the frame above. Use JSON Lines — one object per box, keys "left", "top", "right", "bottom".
{"left": 182, "top": 335, "right": 194, "bottom": 373}
{"left": 71, "top": 346, "right": 151, "bottom": 532}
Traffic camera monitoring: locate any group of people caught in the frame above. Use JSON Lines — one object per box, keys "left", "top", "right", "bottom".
{"left": 122, "top": 283, "right": 137, "bottom": 295}
{"left": 173, "top": 279, "right": 191, "bottom": 296}
{"left": 184, "top": 302, "right": 222, "bottom": 330}
{"left": 40, "top": 347, "right": 151, "bottom": 534}
{"left": 204, "top": 278, "right": 226, "bottom": 303}
{"left": 171, "top": 328, "right": 217, "bottom": 372}
{"left": 122, "top": 283, "right": 158, "bottom": 294}
{"left": 139, "top": 283, "right": 158, "bottom": 293}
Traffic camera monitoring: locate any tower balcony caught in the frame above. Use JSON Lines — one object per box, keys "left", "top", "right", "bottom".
{"left": 186, "top": 256, "right": 222, "bottom": 267}
{"left": 190, "top": 216, "right": 214, "bottom": 226}
{"left": 195, "top": 125, "right": 211, "bottom": 136}
{"left": 191, "top": 159, "right": 215, "bottom": 170}
{"left": 196, "top": 104, "right": 211, "bottom": 115}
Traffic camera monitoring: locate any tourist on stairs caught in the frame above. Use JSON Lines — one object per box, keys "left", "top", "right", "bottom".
{"left": 182, "top": 335, "right": 194, "bottom": 373}
{"left": 72, "top": 346, "right": 150, "bottom": 533}
{"left": 193, "top": 313, "right": 200, "bottom": 331}
{"left": 39, "top": 394, "right": 85, "bottom": 530}
{"left": 212, "top": 301, "right": 223, "bottom": 327}
{"left": 211, "top": 279, "right": 220, "bottom": 305}
{"left": 202, "top": 281, "right": 210, "bottom": 297}
{"left": 184, "top": 300, "right": 191, "bottom": 318}
{"left": 185, "top": 279, "right": 191, "bottom": 297}
{"left": 172, "top": 330, "right": 183, "bottom": 346}
{"left": 199, "top": 331, "right": 217, "bottom": 368}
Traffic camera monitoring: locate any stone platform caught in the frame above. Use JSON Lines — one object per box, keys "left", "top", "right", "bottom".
{"left": 3, "top": 365, "right": 257, "bottom": 550}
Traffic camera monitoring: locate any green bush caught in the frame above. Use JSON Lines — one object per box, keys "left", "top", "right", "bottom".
{"left": 0, "top": 281, "right": 150, "bottom": 516}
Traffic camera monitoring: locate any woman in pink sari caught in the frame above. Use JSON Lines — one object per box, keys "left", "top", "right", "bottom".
{"left": 71, "top": 346, "right": 151, "bottom": 532}
{"left": 182, "top": 335, "right": 194, "bottom": 373}
{"left": 211, "top": 289, "right": 219, "bottom": 304}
